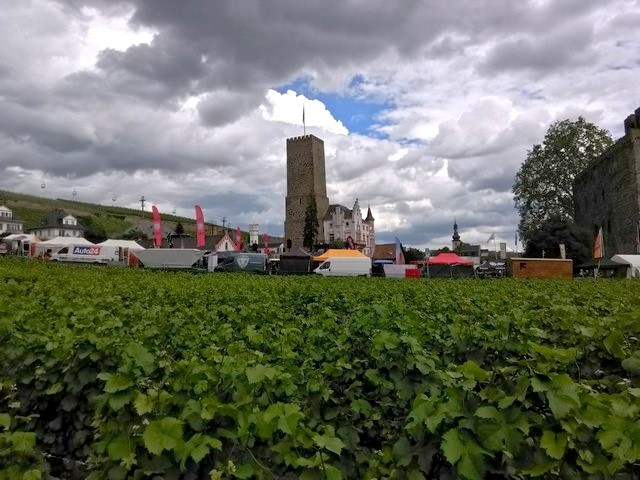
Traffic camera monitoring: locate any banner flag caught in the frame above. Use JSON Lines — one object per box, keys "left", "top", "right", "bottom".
{"left": 236, "top": 226, "right": 242, "bottom": 251}
{"left": 487, "top": 232, "right": 495, "bottom": 244}
{"left": 394, "top": 237, "right": 403, "bottom": 264}
{"left": 152, "top": 206, "right": 163, "bottom": 248}
{"left": 593, "top": 226, "right": 604, "bottom": 260}
{"left": 263, "top": 233, "right": 269, "bottom": 255}
{"left": 195, "top": 205, "right": 205, "bottom": 247}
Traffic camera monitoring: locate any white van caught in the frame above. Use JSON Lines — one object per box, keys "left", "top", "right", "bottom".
{"left": 314, "top": 257, "right": 371, "bottom": 277}
{"left": 49, "top": 245, "right": 121, "bottom": 264}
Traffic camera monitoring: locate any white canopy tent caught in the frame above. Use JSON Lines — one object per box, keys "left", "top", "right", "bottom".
{"left": 611, "top": 255, "right": 640, "bottom": 278}
{"left": 97, "top": 239, "right": 145, "bottom": 252}
{"left": 35, "top": 236, "right": 94, "bottom": 257}
{"left": 1, "top": 233, "right": 41, "bottom": 255}
{"left": 2, "top": 233, "right": 41, "bottom": 243}
{"left": 39, "top": 236, "right": 94, "bottom": 246}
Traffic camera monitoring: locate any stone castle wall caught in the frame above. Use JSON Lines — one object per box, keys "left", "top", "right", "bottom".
{"left": 284, "top": 135, "right": 329, "bottom": 248}
{"left": 574, "top": 108, "right": 640, "bottom": 255}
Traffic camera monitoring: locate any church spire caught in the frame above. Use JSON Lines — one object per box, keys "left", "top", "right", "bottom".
{"left": 452, "top": 218, "right": 460, "bottom": 241}
{"left": 365, "top": 205, "right": 375, "bottom": 222}
{"left": 452, "top": 218, "right": 461, "bottom": 249}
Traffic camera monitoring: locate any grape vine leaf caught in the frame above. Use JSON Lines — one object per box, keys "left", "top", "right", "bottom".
{"left": 143, "top": 417, "right": 184, "bottom": 455}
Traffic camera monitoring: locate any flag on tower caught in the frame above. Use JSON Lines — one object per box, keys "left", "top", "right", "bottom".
{"left": 487, "top": 232, "right": 495, "bottom": 244}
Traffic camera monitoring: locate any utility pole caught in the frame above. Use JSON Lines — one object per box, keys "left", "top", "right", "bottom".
{"left": 140, "top": 196, "right": 146, "bottom": 218}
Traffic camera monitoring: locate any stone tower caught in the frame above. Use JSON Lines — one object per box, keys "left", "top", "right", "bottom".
{"left": 249, "top": 224, "right": 259, "bottom": 247}
{"left": 284, "top": 135, "right": 329, "bottom": 249}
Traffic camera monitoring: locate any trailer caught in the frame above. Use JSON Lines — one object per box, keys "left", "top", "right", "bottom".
{"left": 135, "top": 248, "right": 208, "bottom": 270}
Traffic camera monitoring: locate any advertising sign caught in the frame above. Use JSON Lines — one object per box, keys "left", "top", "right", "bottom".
{"left": 72, "top": 246, "right": 102, "bottom": 255}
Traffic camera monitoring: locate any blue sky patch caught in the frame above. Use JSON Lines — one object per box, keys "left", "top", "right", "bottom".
{"left": 275, "top": 77, "right": 391, "bottom": 139}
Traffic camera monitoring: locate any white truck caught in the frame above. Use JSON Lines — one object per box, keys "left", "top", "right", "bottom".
{"left": 314, "top": 257, "right": 371, "bottom": 277}
{"left": 49, "top": 245, "right": 121, "bottom": 264}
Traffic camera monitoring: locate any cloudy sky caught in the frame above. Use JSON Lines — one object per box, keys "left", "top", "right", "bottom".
{"left": 1, "top": 0, "right": 639, "bottom": 249}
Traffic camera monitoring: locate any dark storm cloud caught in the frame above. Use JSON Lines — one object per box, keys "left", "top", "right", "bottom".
{"left": 480, "top": 22, "right": 596, "bottom": 74}
{"left": 197, "top": 91, "right": 265, "bottom": 127}
{"left": 0, "top": 101, "right": 92, "bottom": 154}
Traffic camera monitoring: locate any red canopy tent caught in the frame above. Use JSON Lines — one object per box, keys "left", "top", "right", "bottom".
{"left": 426, "top": 252, "right": 474, "bottom": 278}
{"left": 427, "top": 252, "right": 474, "bottom": 265}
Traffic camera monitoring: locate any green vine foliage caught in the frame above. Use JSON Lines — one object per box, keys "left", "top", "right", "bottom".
{"left": 1, "top": 258, "right": 640, "bottom": 478}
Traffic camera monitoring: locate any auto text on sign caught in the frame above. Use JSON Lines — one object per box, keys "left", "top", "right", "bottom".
{"left": 72, "top": 246, "right": 102, "bottom": 255}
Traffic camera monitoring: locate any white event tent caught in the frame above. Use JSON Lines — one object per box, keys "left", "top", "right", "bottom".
{"left": 97, "top": 239, "right": 145, "bottom": 252}
{"left": 34, "top": 236, "right": 94, "bottom": 256}
{"left": 611, "top": 254, "right": 640, "bottom": 278}
{"left": 39, "top": 236, "right": 94, "bottom": 246}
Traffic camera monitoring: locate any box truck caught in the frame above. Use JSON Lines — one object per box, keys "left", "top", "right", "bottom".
{"left": 314, "top": 257, "right": 371, "bottom": 277}
{"left": 49, "top": 245, "right": 121, "bottom": 264}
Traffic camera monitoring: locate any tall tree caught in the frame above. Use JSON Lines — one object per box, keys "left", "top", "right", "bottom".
{"left": 174, "top": 222, "right": 185, "bottom": 236}
{"left": 524, "top": 220, "right": 591, "bottom": 269}
{"left": 513, "top": 117, "right": 613, "bottom": 242}
{"left": 303, "top": 196, "right": 318, "bottom": 249}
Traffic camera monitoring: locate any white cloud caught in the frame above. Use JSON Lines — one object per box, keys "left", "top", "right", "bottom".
{"left": 262, "top": 90, "right": 348, "bottom": 135}
{"left": 0, "top": 0, "right": 639, "bottom": 250}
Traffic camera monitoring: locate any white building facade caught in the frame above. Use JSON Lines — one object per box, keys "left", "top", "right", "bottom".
{"left": 0, "top": 205, "right": 24, "bottom": 234}
{"left": 322, "top": 199, "right": 375, "bottom": 257}
{"left": 28, "top": 209, "right": 84, "bottom": 240}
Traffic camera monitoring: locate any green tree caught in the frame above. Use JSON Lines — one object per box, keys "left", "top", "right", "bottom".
{"left": 122, "top": 228, "right": 147, "bottom": 240}
{"left": 174, "top": 222, "right": 185, "bottom": 236}
{"left": 303, "top": 196, "right": 318, "bottom": 249}
{"left": 513, "top": 117, "right": 613, "bottom": 242}
{"left": 524, "top": 220, "right": 590, "bottom": 270}
{"left": 78, "top": 215, "right": 107, "bottom": 243}
{"left": 404, "top": 247, "right": 425, "bottom": 263}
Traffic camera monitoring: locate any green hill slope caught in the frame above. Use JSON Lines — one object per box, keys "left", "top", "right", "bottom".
{"left": 0, "top": 189, "right": 216, "bottom": 240}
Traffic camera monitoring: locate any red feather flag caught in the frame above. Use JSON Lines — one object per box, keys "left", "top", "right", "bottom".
{"left": 263, "top": 233, "right": 269, "bottom": 255}
{"left": 235, "top": 226, "right": 242, "bottom": 251}
{"left": 195, "top": 205, "right": 205, "bottom": 247}
{"left": 152, "top": 206, "right": 163, "bottom": 248}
